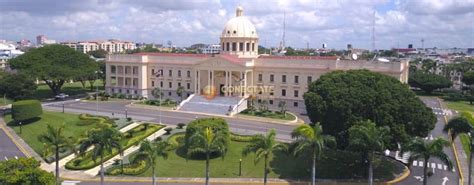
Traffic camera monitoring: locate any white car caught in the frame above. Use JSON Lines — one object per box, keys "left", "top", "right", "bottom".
{"left": 55, "top": 93, "right": 69, "bottom": 99}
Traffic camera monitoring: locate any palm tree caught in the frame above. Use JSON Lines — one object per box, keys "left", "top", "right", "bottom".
{"left": 151, "top": 87, "right": 163, "bottom": 101}
{"left": 38, "top": 124, "right": 76, "bottom": 184}
{"left": 187, "top": 127, "right": 228, "bottom": 185}
{"left": 176, "top": 86, "right": 185, "bottom": 102}
{"left": 135, "top": 140, "right": 169, "bottom": 185}
{"left": 291, "top": 123, "right": 335, "bottom": 185}
{"left": 347, "top": 120, "right": 389, "bottom": 185}
{"left": 242, "top": 129, "right": 287, "bottom": 185}
{"left": 444, "top": 114, "right": 473, "bottom": 185}
{"left": 79, "top": 127, "right": 122, "bottom": 185}
{"left": 400, "top": 138, "right": 453, "bottom": 185}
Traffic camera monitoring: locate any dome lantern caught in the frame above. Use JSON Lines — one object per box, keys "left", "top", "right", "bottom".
{"left": 236, "top": 6, "right": 243, "bottom": 17}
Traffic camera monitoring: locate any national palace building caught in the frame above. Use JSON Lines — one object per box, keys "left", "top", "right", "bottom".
{"left": 105, "top": 7, "right": 409, "bottom": 116}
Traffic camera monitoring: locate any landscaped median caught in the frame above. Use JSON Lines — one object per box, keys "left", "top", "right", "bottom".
{"left": 65, "top": 124, "right": 164, "bottom": 170}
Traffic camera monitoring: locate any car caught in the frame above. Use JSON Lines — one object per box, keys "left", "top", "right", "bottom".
{"left": 55, "top": 93, "right": 69, "bottom": 99}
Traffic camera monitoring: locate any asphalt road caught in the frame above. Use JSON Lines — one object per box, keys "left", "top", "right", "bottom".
{"left": 397, "top": 97, "right": 461, "bottom": 185}
{"left": 0, "top": 128, "right": 25, "bottom": 161}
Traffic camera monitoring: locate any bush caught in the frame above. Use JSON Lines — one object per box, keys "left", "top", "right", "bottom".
{"left": 230, "top": 133, "right": 254, "bottom": 142}
{"left": 105, "top": 155, "right": 150, "bottom": 176}
{"left": 164, "top": 127, "right": 173, "bottom": 135}
{"left": 11, "top": 100, "right": 43, "bottom": 122}
{"left": 443, "top": 92, "right": 467, "bottom": 101}
{"left": 126, "top": 117, "right": 132, "bottom": 122}
{"left": 177, "top": 123, "right": 186, "bottom": 129}
{"left": 167, "top": 133, "right": 185, "bottom": 150}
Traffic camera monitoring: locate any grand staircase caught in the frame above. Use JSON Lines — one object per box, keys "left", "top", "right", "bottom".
{"left": 178, "top": 95, "right": 245, "bottom": 116}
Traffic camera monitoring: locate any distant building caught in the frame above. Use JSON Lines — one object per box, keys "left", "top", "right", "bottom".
{"left": 61, "top": 39, "right": 136, "bottom": 54}
{"left": 36, "top": 35, "right": 56, "bottom": 45}
{"left": 0, "top": 42, "right": 24, "bottom": 70}
{"left": 200, "top": 44, "right": 221, "bottom": 54}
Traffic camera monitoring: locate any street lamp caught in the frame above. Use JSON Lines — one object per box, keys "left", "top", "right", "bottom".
{"left": 62, "top": 102, "right": 65, "bottom": 113}
{"left": 95, "top": 70, "right": 103, "bottom": 115}
{"left": 239, "top": 158, "right": 242, "bottom": 176}
{"left": 125, "top": 108, "right": 128, "bottom": 119}
{"left": 19, "top": 121, "right": 22, "bottom": 134}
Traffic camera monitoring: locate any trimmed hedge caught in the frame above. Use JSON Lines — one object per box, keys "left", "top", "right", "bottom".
{"left": 77, "top": 113, "right": 116, "bottom": 127}
{"left": 11, "top": 100, "right": 42, "bottom": 122}
{"left": 167, "top": 133, "right": 185, "bottom": 151}
{"left": 105, "top": 154, "right": 151, "bottom": 175}
{"left": 230, "top": 133, "right": 254, "bottom": 142}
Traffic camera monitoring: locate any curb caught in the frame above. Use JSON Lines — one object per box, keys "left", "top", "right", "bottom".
{"left": 437, "top": 98, "right": 464, "bottom": 185}
{"left": 386, "top": 166, "right": 410, "bottom": 185}
{"left": 0, "top": 123, "right": 31, "bottom": 158}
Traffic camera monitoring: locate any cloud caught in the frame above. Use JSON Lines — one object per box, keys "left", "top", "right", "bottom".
{"left": 0, "top": 0, "right": 472, "bottom": 49}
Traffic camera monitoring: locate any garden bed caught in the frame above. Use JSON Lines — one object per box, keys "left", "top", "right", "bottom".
{"left": 240, "top": 109, "right": 296, "bottom": 121}
{"left": 65, "top": 124, "right": 164, "bottom": 170}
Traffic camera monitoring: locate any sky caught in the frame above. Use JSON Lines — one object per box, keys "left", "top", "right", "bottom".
{"left": 0, "top": 0, "right": 473, "bottom": 49}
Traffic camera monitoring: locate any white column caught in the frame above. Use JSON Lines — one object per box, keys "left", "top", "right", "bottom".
{"left": 211, "top": 70, "right": 214, "bottom": 89}
{"left": 225, "top": 71, "right": 229, "bottom": 96}
{"left": 244, "top": 71, "right": 247, "bottom": 97}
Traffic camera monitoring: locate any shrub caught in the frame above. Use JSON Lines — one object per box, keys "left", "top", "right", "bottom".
{"left": 126, "top": 117, "right": 132, "bottom": 122}
{"left": 177, "top": 123, "right": 186, "bottom": 129}
{"left": 11, "top": 100, "right": 43, "bottom": 122}
{"left": 117, "top": 93, "right": 126, "bottom": 99}
{"left": 105, "top": 156, "right": 150, "bottom": 176}
{"left": 164, "top": 127, "right": 173, "bottom": 135}
{"left": 167, "top": 133, "right": 185, "bottom": 150}
{"left": 230, "top": 133, "right": 254, "bottom": 142}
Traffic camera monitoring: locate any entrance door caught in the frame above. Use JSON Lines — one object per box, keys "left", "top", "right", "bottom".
{"left": 219, "top": 84, "right": 225, "bottom": 96}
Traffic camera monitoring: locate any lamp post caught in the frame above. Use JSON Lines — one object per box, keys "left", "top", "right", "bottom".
{"left": 125, "top": 108, "right": 128, "bottom": 119}
{"left": 95, "top": 70, "right": 103, "bottom": 115}
{"left": 239, "top": 158, "right": 242, "bottom": 176}
{"left": 62, "top": 103, "right": 65, "bottom": 113}
{"left": 19, "top": 121, "right": 22, "bottom": 134}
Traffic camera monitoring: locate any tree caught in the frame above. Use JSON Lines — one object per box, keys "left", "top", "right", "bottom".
{"left": 187, "top": 127, "right": 229, "bottom": 185}
{"left": 0, "top": 73, "right": 37, "bottom": 100}
{"left": 98, "top": 61, "right": 106, "bottom": 88}
{"left": 409, "top": 71, "right": 453, "bottom": 93}
{"left": 79, "top": 127, "right": 122, "bottom": 185}
{"left": 242, "top": 129, "right": 287, "bottom": 185}
{"left": 277, "top": 101, "right": 287, "bottom": 117}
{"left": 348, "top": 120, "right": 389, "bottom": 185}
{"left": 135, "top": 140, "right": 169, "bottom": 185}
{"left": 291, "top": 123, "right": 335, "bottom": 185}
{"left": 176, "top": 86, "right": 185, "bottom": 102}
{"left": 400, "top": 138, "right": 453, "bottom": 185}
{"left": 151, "top": 87, "right": 163, "bottom": 100}
{"left": 462, "top": 71, "right": 474, "bottom": 104}
{"left": 444, "top": 113, "right": 473, "bottom": 185}
{"left": 0, "top": 158, "right": 55, "bottom": 184}
{"left": 87, "top": 49, "right": 108, "bottom": 58}
{"left": 9, "top": 44, "right": 98, "bottom": 95}
{"left": 420, "top": 59, "right": 437, "bottom": 74}
{"left": 38, "top": 124, "right": 76, "bottom": 184}
{"left": 304, "top": 70, "right": 436, "bottom": 149}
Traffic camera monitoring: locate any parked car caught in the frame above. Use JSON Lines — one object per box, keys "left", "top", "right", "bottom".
{"left": 55, "top": 93, "right": 69, "bottom": 100}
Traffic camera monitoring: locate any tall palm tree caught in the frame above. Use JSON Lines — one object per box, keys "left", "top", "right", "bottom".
{"left": 38, "top": 124, "right": 76, "bottom": 184}
{"left": 444, "top": 114, "right": 473, "bottom": 185}
{"left": 400, "top": 138, "right": 453, "bottom": 185}
{"left": 79, "top": 127, "right": 122, "bottom": 185}
{"left": 135, "top": 140, "right": 169, "bottom": 185}
{"left": 242, "top": 129, "right": 287, "bottom": 185}
{"left": 291, "top": 123, "right": 335, "bottom": 185}
{"left": 347, "top": 120, "right": 389, "bottom": 185}
{"left": 187, "top": 127, "right": 228, "bottom": 185}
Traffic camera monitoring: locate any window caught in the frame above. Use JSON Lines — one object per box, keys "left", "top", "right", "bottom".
{"left": 282, "top": 89, "right": 286, "bottom": 97}
{"left": 178, "top": 82, "right": 181, "bottom": 87}
{"left": 187, "top": 83, "right": 191, "bottom": 89}
{"left": 270, "top": 74, "right": 274, "bottom": 83}
{"left": 232, "top": 43, "right": 237, "bottom": 51}
{"left": 257, "top": 99, "right": 261, "bottom": 103}
{"left": 111, "top": 66, "right": 116, "bottom": 74}
{"left": 151, "top": 69, "right": 155, "bottom": 75}
{"left": 293, "top": 102, "right": 298, "bottom": 107}
{"left": 269, "top": 100, "right": 273, "bottom": 105}
{"left": 270, "top": 92, "right": 274, "bottom": 96}
{"left": 133, "top": 67, "right": 138, "bottom": 75}
{"left": 222, "top": 43, "right": 225, "bottom": 51}
{"left": 246, "top": 43, "right": 250, "bottom": 51}
{"left": 282, "top": 75, "right": 287, "bottom": 83}
{"left": 169, "top": 82, "right": 172, "bottom": 88}
{"left": 168, "top": 92, "right": 172, "bottom": 96}
{"left": 226, "top": 42, "right": 230, "bottom": 51}
{"left": 152, "top": 81, "right": 155, "bottom": 87}
{"left": 294, "top": 90, "right": 299, "bottom": 98}
{"left": 187, "top": 70, "right": 191, "bottom": 78}
{"left": 252, "top": 43, "right": 255, "bottom": 51}
{"left": 239, "top": 43, "right": 244, "bottom": 51}
{"left": 178, "top": 70, "right": 181, "bottom": 77}
{"left": 258, "top": 74, "right": 263, "bottom": 82}
{"left": 126, "top": 89, "right": 129, "bottom": 94}
{"left": 307, "top": 76, "right": 312, "bottom": 84}
{"left": 294, "top": 75, "right": 299, "bottom": 84}
{"left": 134, "top": 90, "right": 137, "bottom": 94}
{"left": 169, "top": 70, "right": 172, "bottom": 77}
{"left": 160, "top": 81, "right": 163, "bottom": 87}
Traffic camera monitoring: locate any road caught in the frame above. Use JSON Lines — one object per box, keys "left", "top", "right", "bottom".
{"left": 0, "top": 128, "right": 24, "bottom": 161}
{"left": 397, "top": 97, "right": 461, "bottom": 185}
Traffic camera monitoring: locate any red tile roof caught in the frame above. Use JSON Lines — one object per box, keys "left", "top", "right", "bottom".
{"left": 258, "top": 55, "right": 339, "bottom": 60}
{"left": 133, "top": 52, "right": 209, "bottom": 58}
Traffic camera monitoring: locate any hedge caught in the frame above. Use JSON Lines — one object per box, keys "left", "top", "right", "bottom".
{"left": 11, "top": 100, "right": 43, "bottom": 122}
{"left": 105, "top": 154, "right": 151, "bottom": 175}
{"left": 77, "top": 113, "right": 116, "bottom": 127}
{"left": 167, "top": 133, "right": 185, "bottom": 151}
{"left": 230, "top": 133, "right": 254, "bottom": 142}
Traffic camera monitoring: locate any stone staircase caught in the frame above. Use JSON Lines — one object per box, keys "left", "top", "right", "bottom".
{"left": 178, "top": 95, "right": 244, "bottom": 116}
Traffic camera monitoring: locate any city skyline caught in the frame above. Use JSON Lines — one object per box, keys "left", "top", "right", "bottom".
{"left": 0, "top": 0, "right": 473, "bottom": 49}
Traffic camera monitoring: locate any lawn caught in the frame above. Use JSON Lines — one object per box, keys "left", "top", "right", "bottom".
{"left": 445, "top": 101, "right": 473, "bottom": 156}
{"left": 0, "top": 97, "right": 13, "bottom": 106}
{"left": 33, "top": 80, "right": 104, "bottom": 100}
{"left": 240, "top": 109, "right": 296, "bottom": 121}
{"left": 4, "top": 111, "right": 98, "bottom": 156}
{"left": 132, "top": 134, "right": 403, "bottom": 180}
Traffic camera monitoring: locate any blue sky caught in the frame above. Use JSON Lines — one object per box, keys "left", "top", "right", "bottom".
{"left": 0, "top": 0, "right": 473, "bottom": 49}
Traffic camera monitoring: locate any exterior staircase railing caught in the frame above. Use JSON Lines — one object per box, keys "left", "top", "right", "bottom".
{"left": 228, "top": 95, "right": 248, "bottom": 116}
{"left": 176, "top": 94, "right": 195, "bottom": 110}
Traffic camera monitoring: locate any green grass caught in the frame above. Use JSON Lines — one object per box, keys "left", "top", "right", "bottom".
{"left": 33, "top": 80, "right": 104, "bottom": 100}
{"left": 459, "top": 134, "right": 471, "bottom": 157}
{"left": 0, "top": 97, "right": 13, "bottom": 106}
{"left": 240, "top": 110, "right": 296, "bottom": 121}
{"left": 4, "top": 111, "right": 98, "bottom": 156}
{"left": 445, "top": 101, "right": 474, "bottom": 115}
{"left": 66, "top": 124, "right": 164, "bottom": 170}
{"left": 133, "top": 135, "right": 403, "bottom": 180}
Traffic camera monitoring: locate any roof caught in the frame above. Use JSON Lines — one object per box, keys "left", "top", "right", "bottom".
{"left": 221, "top": 7, "right": 258, "bottom": 38}
{"left": 258, "top": 55, "right": 339, "bottom": 60}
{"left": 133, "top": 52, "right": 209, "bottom": 58}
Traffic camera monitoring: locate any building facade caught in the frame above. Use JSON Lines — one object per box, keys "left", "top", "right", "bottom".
{"left": 62, "top": 39, "right": 136, "bottom": 54}
{"left": 105, "top": 7, "right": 409, "bottom": 114}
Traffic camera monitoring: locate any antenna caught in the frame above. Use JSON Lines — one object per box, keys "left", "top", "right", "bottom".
{"left": 372, "top": 9, "right": 376, "bottom": 51}
{"left": 282, "top": 11, "right": 286, "bottom": 50}
{"left": 421, "top": 38, "right": 424, "bottom": 50}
